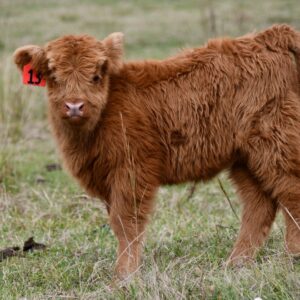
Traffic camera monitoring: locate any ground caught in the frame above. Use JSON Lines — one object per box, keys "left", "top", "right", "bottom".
{"left": 0, "top": 0, "right": 300, "bottom": 299}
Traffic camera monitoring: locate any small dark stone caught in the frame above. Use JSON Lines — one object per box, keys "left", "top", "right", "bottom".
{"left": 45, "top": 163, "right": 62, "bottom": 172}
{"left": 36, "top": 176, "right": 46, "bottom": 183}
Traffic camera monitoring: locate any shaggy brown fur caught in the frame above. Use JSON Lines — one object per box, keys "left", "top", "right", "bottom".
{"left": 14, "top": 24, "right": 300, "bottom": 279}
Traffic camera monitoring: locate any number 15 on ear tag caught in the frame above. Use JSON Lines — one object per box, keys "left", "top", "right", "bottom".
{"left": 23, "top": 64, "right": 46, "bottom": 87}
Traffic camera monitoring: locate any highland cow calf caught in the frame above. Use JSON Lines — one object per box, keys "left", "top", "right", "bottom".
{"left": 14, "top": 25, "right": 300, "bottom": 279}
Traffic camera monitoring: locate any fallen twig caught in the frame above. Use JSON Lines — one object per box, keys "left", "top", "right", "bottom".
{"left": 186, "top": 181, "right": 197, "bottom": 201}
{"left": 218, "top": 178, "right": 239, "bottom": 220}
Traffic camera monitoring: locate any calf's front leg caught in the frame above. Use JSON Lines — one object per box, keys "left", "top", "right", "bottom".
{"left": 109, "top": 182, "right": 157, "bottom": 280}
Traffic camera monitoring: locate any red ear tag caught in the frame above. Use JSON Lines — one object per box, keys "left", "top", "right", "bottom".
{"left": 22, "top": 64, "right": 46, "bottom": 87}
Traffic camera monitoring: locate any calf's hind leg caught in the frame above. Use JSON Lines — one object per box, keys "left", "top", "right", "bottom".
{"left": 228, "top": 165, "right": 278, "bottom": 264}
{"left": 247, "top": 173, "right": 300, "bottom": 256}
{"left": 244, "top": 91, "right": 300, "bottom": 255}
{"left": 275, "top": 177, "right": 300, "bottom": 256}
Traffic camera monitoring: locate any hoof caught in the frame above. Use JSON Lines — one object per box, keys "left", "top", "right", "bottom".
{"left": 226, "top": 255, "right": 254, "bottom": 268}
{"left": 114, "top": 264, "right": 140, "bottom": 283}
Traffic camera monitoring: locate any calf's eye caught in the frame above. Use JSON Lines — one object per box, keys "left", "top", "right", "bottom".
{"left": 92, "top": 75, "right": 101, "bottom": 83}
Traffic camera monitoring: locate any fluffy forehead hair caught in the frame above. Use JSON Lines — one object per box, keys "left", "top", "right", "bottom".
{"left": 46, "top": 35, "right": 106, "bottom": 71}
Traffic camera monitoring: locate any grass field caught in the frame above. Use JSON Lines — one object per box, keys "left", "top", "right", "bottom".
{"left": 1, "top": 0, "right": 300, "bottom": 299}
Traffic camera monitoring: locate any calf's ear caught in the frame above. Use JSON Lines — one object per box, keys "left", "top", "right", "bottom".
{"left": 102, "top": 32, "right": 124, "bottom": 74}
{"left": 13, "top": 45, "right": 48, "bottom": 74}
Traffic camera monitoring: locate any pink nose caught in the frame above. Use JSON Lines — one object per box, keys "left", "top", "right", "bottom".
{"left": 65, "top": 102, "right": 84, "bottom": 117}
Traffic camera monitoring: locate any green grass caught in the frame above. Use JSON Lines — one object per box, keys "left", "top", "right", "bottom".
{"left": 1, "top": 0, "right": 300, "bottom": 298}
